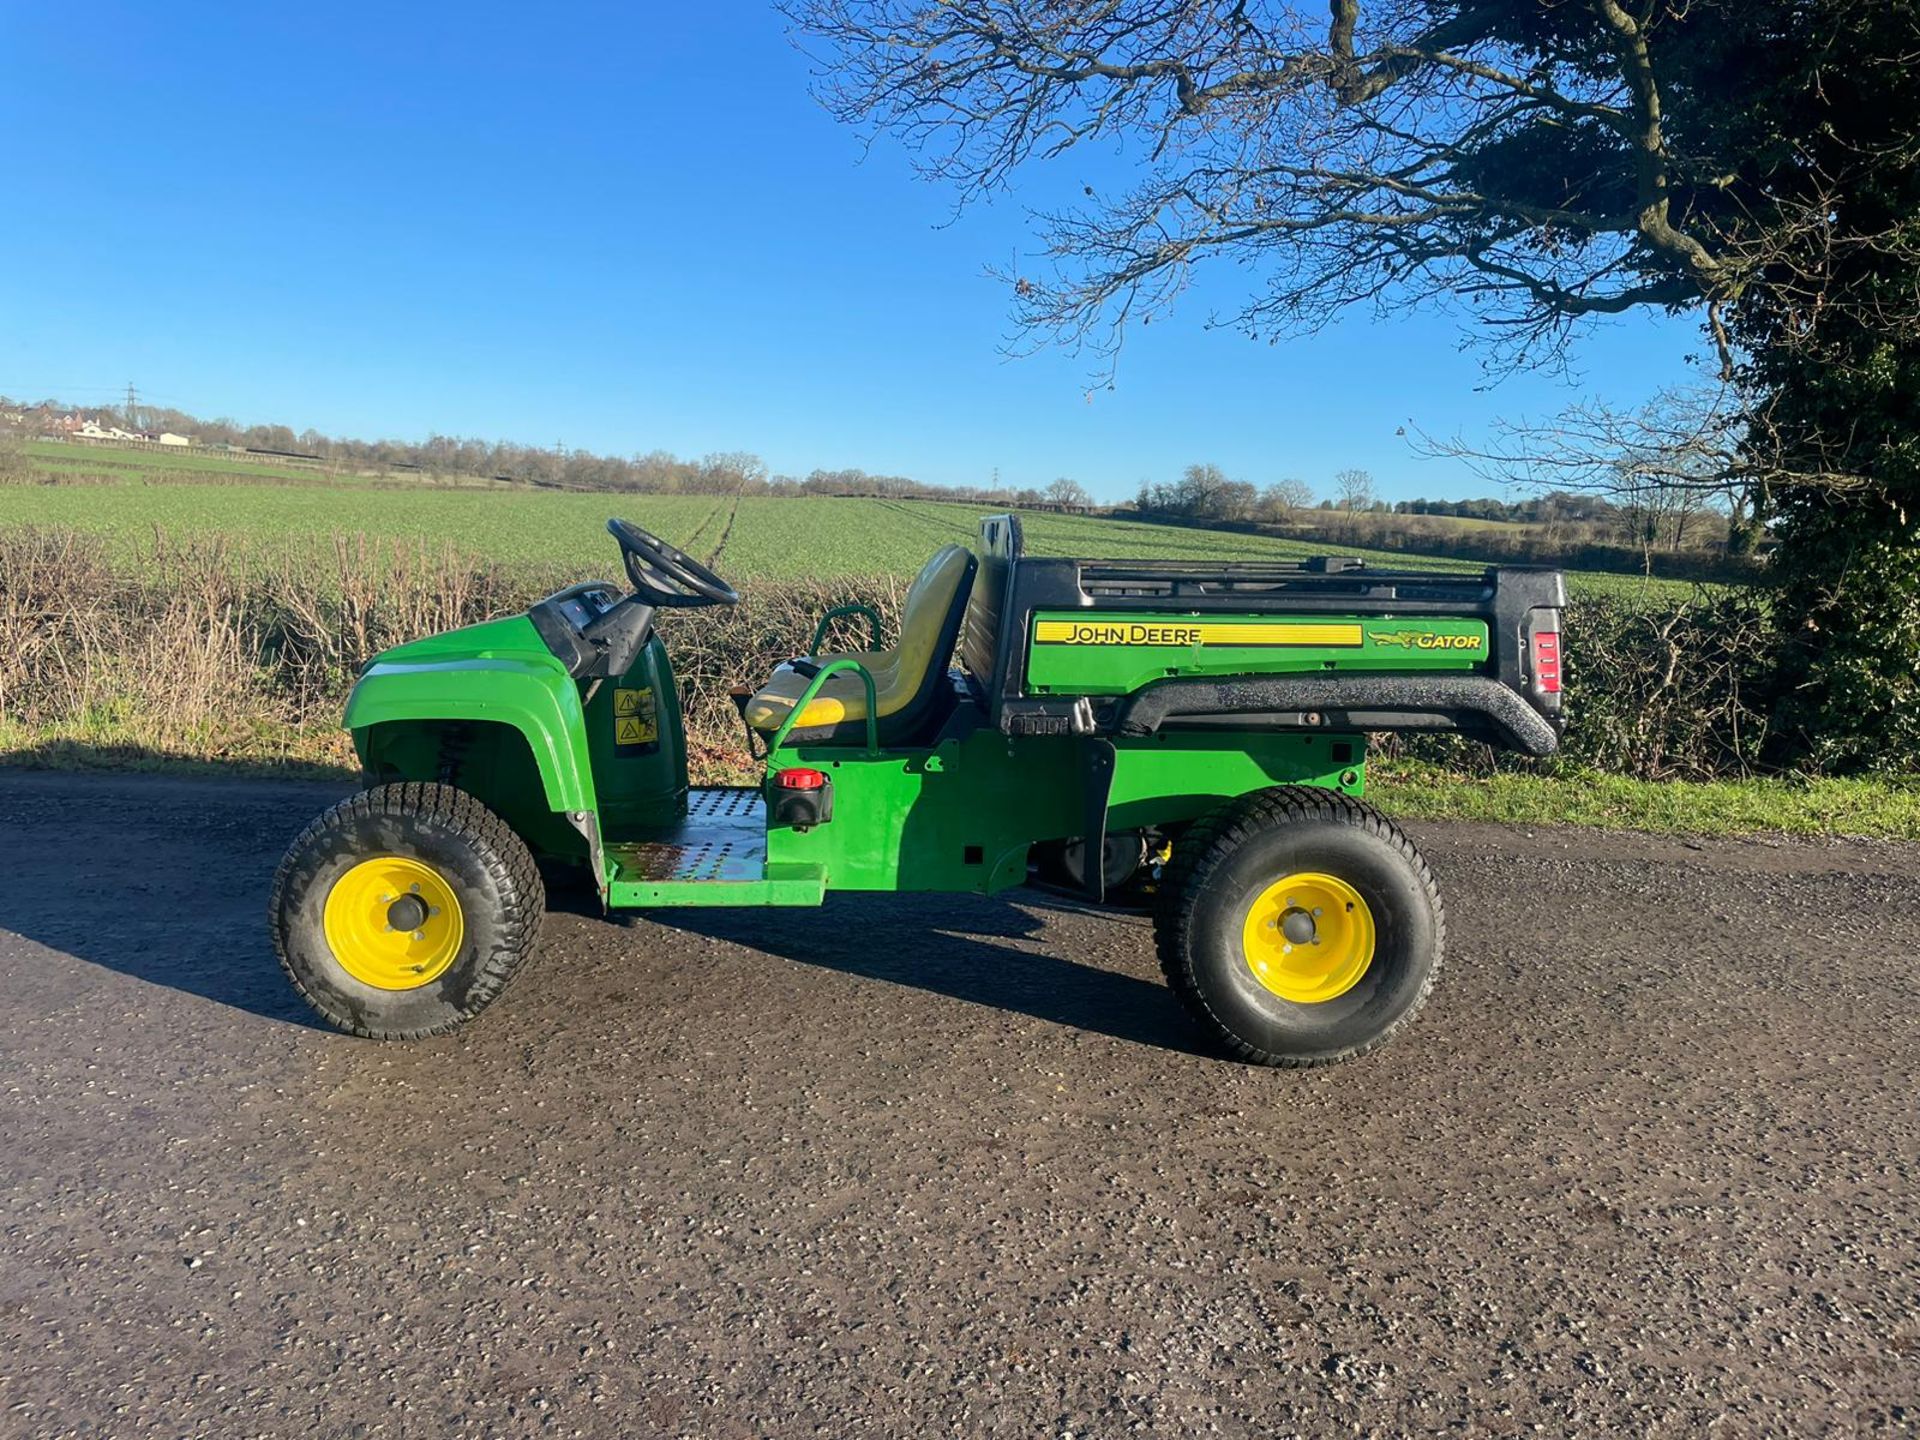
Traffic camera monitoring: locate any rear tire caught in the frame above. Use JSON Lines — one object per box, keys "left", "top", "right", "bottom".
{"left": 269, "top": 783, "right": 546, "bottom": 1039}
{"left": 1155, "top": 786, "right": 1443, "bottom": 1067}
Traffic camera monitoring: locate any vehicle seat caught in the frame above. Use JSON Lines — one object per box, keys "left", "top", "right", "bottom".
{"left": 745, "top": 544, "right": 977, "bottom": 746}
{"left": 957, "top": 512, "right": 1021, "bottom": 690}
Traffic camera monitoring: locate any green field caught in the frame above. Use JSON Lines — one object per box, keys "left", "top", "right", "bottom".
{"left": 0, "top": 476, "right": 1691, "bottom": 598}
{"left": 21, "top": 439, "right": 517, "bottom": 489}
{"left": 24, "top": 439, "right": 335, "bottom": 483}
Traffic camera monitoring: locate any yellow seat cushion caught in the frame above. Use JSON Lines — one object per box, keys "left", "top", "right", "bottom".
{"left": 745, "top": 545, "right": 973, "bottom": 733}
{"left": 743, "top": 662, "right": 877, "bottom": 730}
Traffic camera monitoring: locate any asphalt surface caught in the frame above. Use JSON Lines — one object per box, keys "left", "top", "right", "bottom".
{"left": 0, "top": 770, "right": 1916, "bottom": 1439}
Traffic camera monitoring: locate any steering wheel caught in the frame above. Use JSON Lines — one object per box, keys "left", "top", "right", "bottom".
{"left": 606, "top": 518, "right": 740, "bottom": 608}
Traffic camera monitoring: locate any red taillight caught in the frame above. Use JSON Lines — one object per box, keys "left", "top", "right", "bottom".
{"left": 775, "top": 767, "right": 828, "bottom": 790}
{"left": 1531, "top": 630, "right": 1562, "bottom": 694}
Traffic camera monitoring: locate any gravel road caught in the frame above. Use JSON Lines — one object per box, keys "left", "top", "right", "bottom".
{"left": 0, "top": 770, "right": 1916, "bottom": 1439}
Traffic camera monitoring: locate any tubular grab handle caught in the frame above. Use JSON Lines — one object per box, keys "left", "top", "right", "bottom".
{"left": 808, "top": 603, "right": 885, "bottom": 657}
{"left": 767, "top": 657, "right": 880, "bottom": 756}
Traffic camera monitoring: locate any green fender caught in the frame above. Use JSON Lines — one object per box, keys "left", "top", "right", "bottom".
{"left": 343, "top": 616, "right": 596, "bottom": 815}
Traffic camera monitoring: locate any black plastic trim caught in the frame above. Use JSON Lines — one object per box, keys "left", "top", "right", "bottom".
{"left": 529, "top": 582, "right": 655, "bottom": 680}
{"left": 1108, "top": 674, "right": 1562, "bottom": 757}
{"left": 1080, "top": 738, "right": 1117, "bottom": 903}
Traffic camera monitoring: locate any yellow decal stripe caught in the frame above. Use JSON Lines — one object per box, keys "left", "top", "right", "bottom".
{"left": 1034, "top": 620, "right": 1364, "bottom": 647}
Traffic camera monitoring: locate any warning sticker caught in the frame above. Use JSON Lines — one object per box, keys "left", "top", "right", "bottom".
{"left": 613, "top": 687, "right": 659, "bottom": 746}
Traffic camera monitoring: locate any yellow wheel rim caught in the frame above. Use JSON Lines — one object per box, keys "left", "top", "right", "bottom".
{"left": 1242, "top": 871, "right": 1375, "bottom": 1004}
{"left": 322, "top": 856, "right": 466, "bottom": 991}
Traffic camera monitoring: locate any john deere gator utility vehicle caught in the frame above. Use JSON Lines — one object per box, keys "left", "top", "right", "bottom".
{"left": 270, "top": 515, "right": 1564, "bottom": 1066}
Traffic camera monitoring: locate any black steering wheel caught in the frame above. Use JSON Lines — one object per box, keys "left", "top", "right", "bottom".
{"left": 606, "top": 518, "right": 740, "bottom": 608}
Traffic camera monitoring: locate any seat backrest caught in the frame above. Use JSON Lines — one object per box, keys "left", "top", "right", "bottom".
{"left": 769, "top": 544, "right": 975, "bottom": 745}
{"left": 959, "top": 513, "right": 1023, "bottom": 686}
{"left": 890, "top": 544, "right": 976, "bottom": 692}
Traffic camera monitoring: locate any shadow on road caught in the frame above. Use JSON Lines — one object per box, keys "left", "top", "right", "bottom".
{"left": 0, "top": 767, "right": 344, "bottom": 1028}
{"left": 0, "top": 768, "right": 1210, "bottom": 1055}
{"left": 661, "top": 892, "right": 1211, "bottom": 1058}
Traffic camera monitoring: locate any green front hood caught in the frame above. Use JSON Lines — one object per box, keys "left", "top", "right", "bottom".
{"left": 368, "top": 613, "right": 551, "bottom": 667}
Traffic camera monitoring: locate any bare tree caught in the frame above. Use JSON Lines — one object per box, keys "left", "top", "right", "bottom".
{"left": 781, "top": 0, "right": 1880, "bottom": 374}
{"left": 1257, "top": 477, "right": 1315, "bottom": 523}
{"left": 1411, "top": 384, "right": 1817, "bottom": 564}
{"left": 1333, "top": 467, "right": 1376, "bottom": 511}
{"left": 1215, "top": 478, "right": 1259, "bottom": 520}
{"left": 1045, "top": 476, "right": 1093, "bottom": 507}
{"left": 700, "top": 451, "right": 770, "bottom": 491}
{"left": 1176, "top": 461, "right": 1229, "bottom": 515}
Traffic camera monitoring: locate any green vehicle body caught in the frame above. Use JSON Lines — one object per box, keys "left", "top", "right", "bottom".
{"left": 347, "top": 618, "right": 1365, "bottom": 908}
{"left": 341, "top": 515, "right": 1564, "bottom": 914}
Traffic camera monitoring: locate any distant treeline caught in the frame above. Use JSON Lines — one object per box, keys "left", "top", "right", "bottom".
{"left": 2, "top": 394, "right": 1083, "bottom": 505}
{"left": 1123, "top": 461, "right": 1735, "bottom": 558}
{"left": 1391, "top": 493, "right": 1618, "bottom": 524}
{"left": 2, "top": 394, "right": 1716, "bottom": 561}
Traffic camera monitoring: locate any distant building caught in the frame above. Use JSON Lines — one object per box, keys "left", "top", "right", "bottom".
{"left": 74, "top": 421, "right": 148, "bottom": 442}
{"left": 157, "top": 432, "right": 193, "bottom": 447}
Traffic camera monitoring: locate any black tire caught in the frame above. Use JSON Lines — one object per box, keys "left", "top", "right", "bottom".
{"left": 1155, "top": 786, "right": 1443, "bottom": 1067}
{"left": 269, "top": 782, "right": 546, "bottom": 1039}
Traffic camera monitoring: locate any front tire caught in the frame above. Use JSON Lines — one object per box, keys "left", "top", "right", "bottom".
{"left": 1156, "top": 787, "right": 1443, "bottom": 1067}
{"left": 269, "top": 782, "right": 546, "bottom": 1039}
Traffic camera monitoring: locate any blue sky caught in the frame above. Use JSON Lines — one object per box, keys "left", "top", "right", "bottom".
{"left": 1, "top": 2, "right": 1701, "bottom": 502}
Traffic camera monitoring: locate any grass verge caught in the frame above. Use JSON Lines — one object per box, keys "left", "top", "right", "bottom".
{"left": 1370, "top": 759, "right": 1920, "bottom": 840}
{"left": 0, "top": 717, "right": 355, "bottom": 781}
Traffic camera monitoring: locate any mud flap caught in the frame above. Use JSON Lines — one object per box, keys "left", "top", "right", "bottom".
{"left": 562, "top": 807, "right": 608, "bottom": 911}
{"left": 1080, "top": 738, "right": 1117, "bottom": 904}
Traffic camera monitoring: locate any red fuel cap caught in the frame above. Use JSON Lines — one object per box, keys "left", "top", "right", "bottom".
{"left": 775, "top": 767, "right": 828, "bottom": 790}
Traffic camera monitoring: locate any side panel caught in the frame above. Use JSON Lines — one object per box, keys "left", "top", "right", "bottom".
{"left": 1106, "top": 731, "right": 1365, "bottom": 832}
{"left": 766, "top": 730, "right": 1083, "bottom": 894}
{"left": 764, "top": 729, "right": 1364, "bottom": 896}
{"left": 1026, "top": 610, "right": 1490, "bottom": 695}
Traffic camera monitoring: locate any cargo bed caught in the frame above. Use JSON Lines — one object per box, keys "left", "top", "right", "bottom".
{"left": 967, "top": 518, "right": 1566, "bottom": 756}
